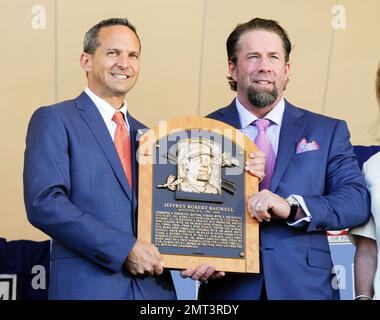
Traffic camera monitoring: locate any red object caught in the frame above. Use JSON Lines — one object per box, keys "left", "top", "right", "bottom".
{"left": 112, "top": 112, "right": 133, "bottom": 188}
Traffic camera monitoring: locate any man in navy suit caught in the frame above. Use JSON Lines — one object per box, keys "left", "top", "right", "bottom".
{"left": 198, "top": 18, "right": 370, "bottom": 300}
{"left": 23, "top": 18, "right": 220, "bottom": 300}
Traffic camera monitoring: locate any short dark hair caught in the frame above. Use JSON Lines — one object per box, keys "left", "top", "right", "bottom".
{"left": 226, "top": 18, "right": 292, "bottom": 91}
{"left": 83, "top": 18, "right": 140, "bottom": 54}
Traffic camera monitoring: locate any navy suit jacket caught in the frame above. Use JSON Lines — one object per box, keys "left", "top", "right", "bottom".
{"left": 23, "top": 92, "right": 176, "bottom": 300}
{"left": 198, "top": 99, "right": 370, "bottom": 300}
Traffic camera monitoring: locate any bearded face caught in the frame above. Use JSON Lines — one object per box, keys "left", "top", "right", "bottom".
{"left": 247, "top": 84, "right": 278, "bottom": 109}
{"left": 228, "top": 30, "right": 290, "bottom": 111}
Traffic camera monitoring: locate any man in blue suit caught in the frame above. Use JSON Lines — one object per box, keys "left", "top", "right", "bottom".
{"left": 23, "top": 18, "right": 219, "bottom": 300}
{"left": 198, "top": 18, "right": 370, "bottom": 300}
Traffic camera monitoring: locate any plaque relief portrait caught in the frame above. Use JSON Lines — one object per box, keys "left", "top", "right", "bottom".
{"left": 177, "top": 138, "right": 221, "bottom": 195}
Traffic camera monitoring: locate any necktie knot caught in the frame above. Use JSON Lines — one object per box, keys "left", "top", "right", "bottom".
{"left": 254, "top": 118, "right": 271, "bottom": 132}
{"left": 112, "top": 111, "right": 125, "bottom": 125}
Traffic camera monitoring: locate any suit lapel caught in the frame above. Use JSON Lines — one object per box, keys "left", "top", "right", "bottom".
{"left": 216, "top": 100, "right": 243, "bottom": 129}
{"left": 128, "top": 113, "right": 149, "bottom": 235}
{"left": 126, "top": 113, "right": 143, "bottom": 218}
{"left": 75, "top": 92, "right": 133, "bottom": 202}
{"left": 270, "top": 101, "right": 306, "bottom": 192}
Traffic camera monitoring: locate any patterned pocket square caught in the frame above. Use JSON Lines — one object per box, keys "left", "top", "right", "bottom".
{"left": 296, "top": 138, "right": 320, "bottom": 154}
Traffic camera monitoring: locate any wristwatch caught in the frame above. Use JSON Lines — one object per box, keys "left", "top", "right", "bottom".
{"left": 285, "top": 195, "right": 299, "bottom": 223}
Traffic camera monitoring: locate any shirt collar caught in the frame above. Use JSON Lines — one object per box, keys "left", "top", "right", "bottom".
{"left": 84, "top": 87, "right": 129, "bottom": 123}
{"left": 236, "top": 97, "right": 285, "bottom": 129}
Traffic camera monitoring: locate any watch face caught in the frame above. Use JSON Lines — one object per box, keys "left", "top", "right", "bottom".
{"left": 287, "top": 196, "right": 299, "bottom": 206}
{"left": 285, "top": 196, "right": 299, "bottom": 222}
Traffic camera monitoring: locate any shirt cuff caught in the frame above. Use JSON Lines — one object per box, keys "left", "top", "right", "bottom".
{"left": 286, "top": 195, "right": 312, "bottom": 227}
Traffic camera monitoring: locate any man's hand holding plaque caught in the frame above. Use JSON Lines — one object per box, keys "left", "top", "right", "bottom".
{"left": 124, "top": 239, "right": 164, "bottom": 276}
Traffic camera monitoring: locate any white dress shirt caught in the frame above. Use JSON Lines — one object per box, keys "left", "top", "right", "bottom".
{"left": 235, "top": 97, "right": 312, "bottom": 226}
{"left": 84, "top": 87, "right": 130, "bottom": 141}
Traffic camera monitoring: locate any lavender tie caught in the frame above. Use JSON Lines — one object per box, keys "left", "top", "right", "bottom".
{"left": 253, "top": 119, "right": 276, "bottom": 190}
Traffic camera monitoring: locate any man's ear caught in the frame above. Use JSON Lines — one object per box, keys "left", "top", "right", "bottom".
{"left": 283, "top": 62, "right": 291, "bottom": 90}
{"left": 80, "top": 52, "right": 92, "bottom": 72}
{"left": 228, "top": 60, "right": 238, "bottom": 81}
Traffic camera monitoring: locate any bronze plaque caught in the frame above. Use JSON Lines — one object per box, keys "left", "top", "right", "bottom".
{"left": 138, "top": 117, "right": 259, "bottom": 273}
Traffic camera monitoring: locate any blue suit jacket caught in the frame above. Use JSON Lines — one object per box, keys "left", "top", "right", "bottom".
{"left": 198, "top": 99, "right": 370, "bottom": 300}
{"left": 23, "top": 92, "right": 176, "bottom": 300}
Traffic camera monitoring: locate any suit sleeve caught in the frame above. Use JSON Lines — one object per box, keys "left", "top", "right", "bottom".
{"left": 302, "top": 120, "right": 370, "bottom": 231}
{"left": 23, "top": 107, "right": 136, "bottom": 273}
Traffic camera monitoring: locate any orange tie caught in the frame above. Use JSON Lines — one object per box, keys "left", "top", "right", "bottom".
{"left": 112, "top": 112, "right": 133, "bottom": 188}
